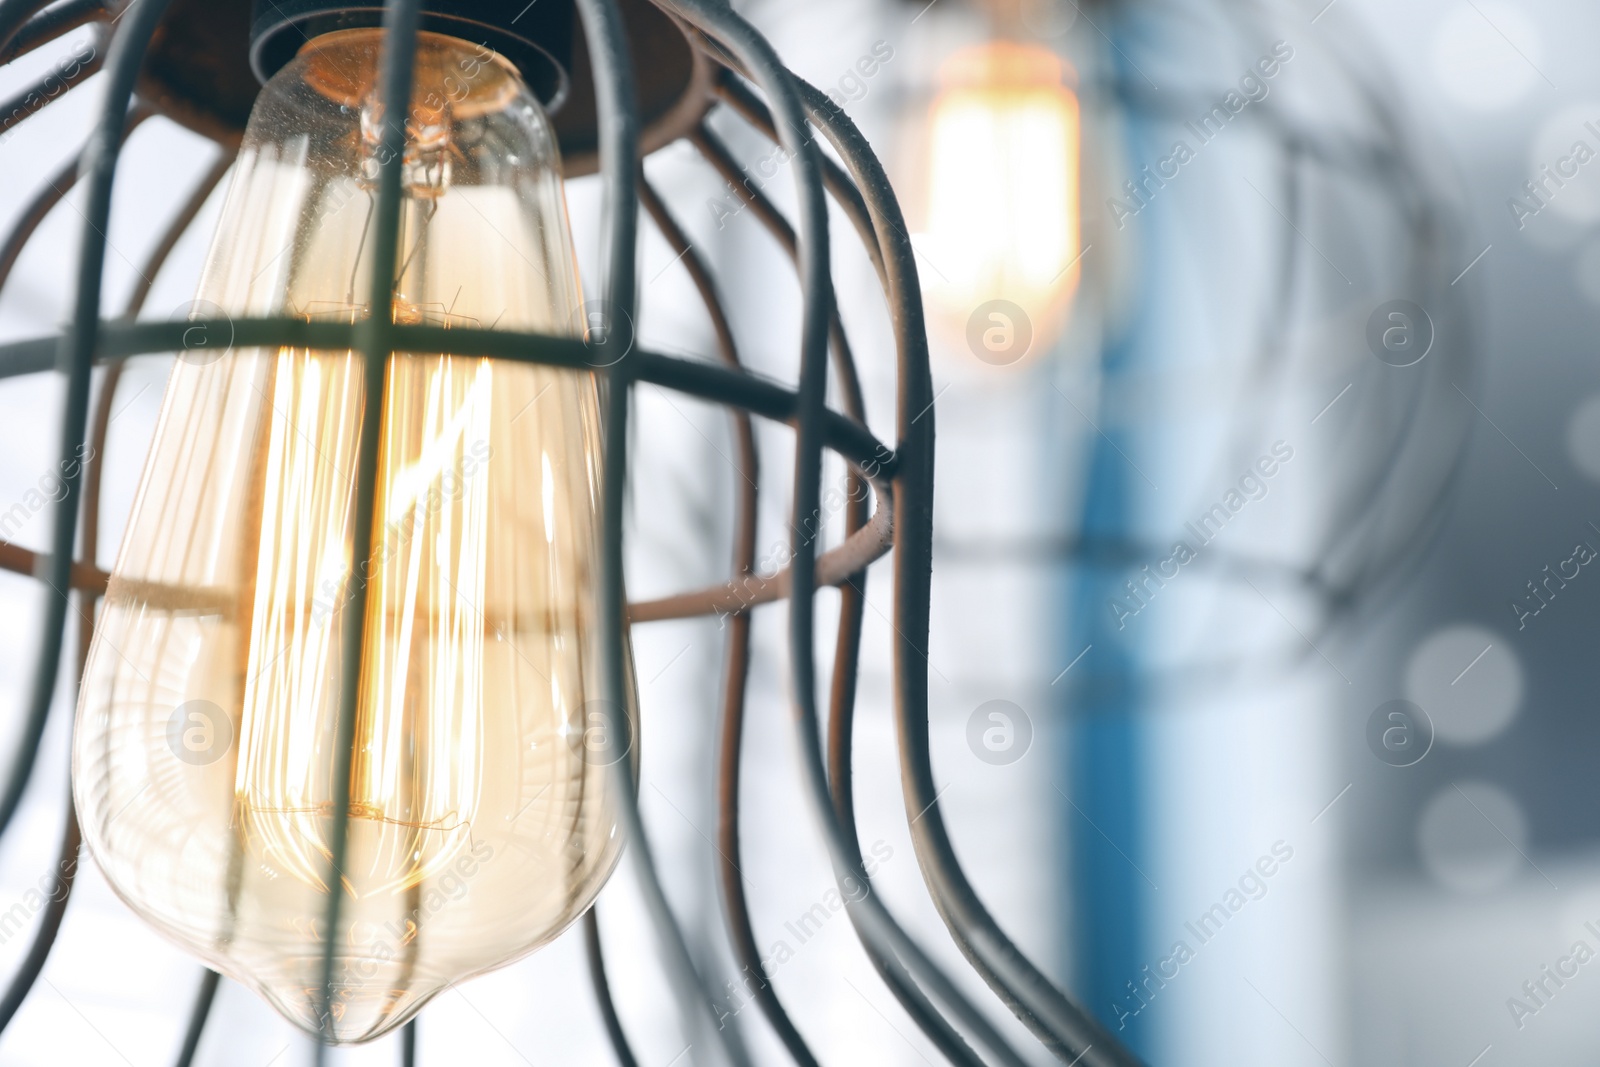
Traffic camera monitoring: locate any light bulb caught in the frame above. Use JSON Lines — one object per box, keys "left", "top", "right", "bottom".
{"left": 915, "top": 41, "right": 1081, "bottom": 362}
{"left": 72, "top": 28, "right": 632, "bottom": 1042}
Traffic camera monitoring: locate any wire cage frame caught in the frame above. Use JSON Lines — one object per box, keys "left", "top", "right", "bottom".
{"left": 0, "top": 0, "right": 1147, "bottom": 1065}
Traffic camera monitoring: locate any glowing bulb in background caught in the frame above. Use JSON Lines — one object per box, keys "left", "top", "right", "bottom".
{"left": 72, "top": 28, "right": 631, "bottom": 1042}
{"left": 915, "top": 41, "right": 1081, "bottom": 362}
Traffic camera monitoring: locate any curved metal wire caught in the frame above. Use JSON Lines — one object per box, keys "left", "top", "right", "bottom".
{"left": 0, "top": 0, "right": 168, "bottom": 879}
{"left": 695, "top": 23, "right": 1137, "bottom": 1065}
{"left": 0, "top": 3, "right": 228, "bottom": 1061}
{"left": 0, "top": 0, "right": 168, "bottom": 1053}
{"left": 0, "top": 109, "right": 148, "bottom": 1043}
{"left": 0, "top": 152, "right": 84, "bottom": 295}
{"left": 0, "top": 103, "right": 151, "bottom": 299}
{"left": 639, "top": 175, "right": 824, "bottom": 1067}
{"left": 0, "top": 792, "right": 78, "bottom": 1031}
{"left": 0, "top": 46, "right": 102, "bottom": 137}
{"left": 580, "top": 2, "right": 753, "bottom": 1063}
{"left": 0, "top": 101, "right": 158, "bottom": 614}
{"left": 686, "top": 125, "right": 873, "bottom": 430}
{"left": 709, "top": 74, "right": 886, "bottom": 290}
{"left": 0, "top": 321, "right": 897, "bottom": 473}
{"left": 797, "top": 75, "right": 1143, "bottom": 1067}
{"left": 0, "top": 363, "right": 115, "bottom": 1041}
{"left": 0, "top": 0, "right": 105, "bottom": 64}
{"left": 667, "top": 94, "right": 983, "bottom": 1063}
{"left": 667, "top": 5, "right": 1058, "bottom": 1067}
{"left": 172, "top": 970, "right": 219, "bottom": 1067}
{"left": 0, "top": 0, "right": 53, "bottom": 49}
{"left": 584, "top": 907, "right": 641, "bottom": 1067}
{"left": 0, "top": 62, "right": 236, "bottom": 1067}
{"left": 0, "top": 0, "right": 62, "bottom": 50}
{"left": 676, "top": 118, "right": 980, "bottom": 1067}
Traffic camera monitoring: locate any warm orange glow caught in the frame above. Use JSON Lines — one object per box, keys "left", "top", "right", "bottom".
{"left": 72, "top": 30, "right": 629, "bottom": 1044}
{"left": 917, "top": 41, "right": 1081, "bottom": 363}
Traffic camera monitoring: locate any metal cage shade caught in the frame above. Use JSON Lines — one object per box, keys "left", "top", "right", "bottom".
{"left": 0, "top": 0, "right": 1144, "bottom": 1065}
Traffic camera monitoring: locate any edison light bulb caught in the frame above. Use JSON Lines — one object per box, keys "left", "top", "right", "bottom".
{"left": 915, "top": 41, "right": 1081, "bottom": 363}
{"left": 72, "top": 27, "right": 631, "bottom": 1042}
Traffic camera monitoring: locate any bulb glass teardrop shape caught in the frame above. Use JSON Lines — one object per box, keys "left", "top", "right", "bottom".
{"left": 72, "top": 28, "right": 631, "bottom": 1043}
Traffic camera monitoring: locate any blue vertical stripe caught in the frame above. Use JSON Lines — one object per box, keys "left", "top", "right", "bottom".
{"left": 1062, "top": 23, "right": 1158, "bottom": 1050}
{"left": 1064, "top": 356, "right": 1151, "bottom": 1055}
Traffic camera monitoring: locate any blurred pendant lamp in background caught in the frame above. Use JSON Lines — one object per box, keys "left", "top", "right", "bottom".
{"left": 908, "top": 0, "right": 1084, "bottom": 366}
